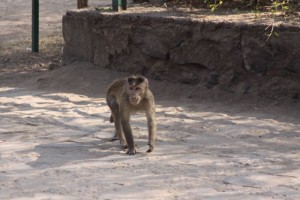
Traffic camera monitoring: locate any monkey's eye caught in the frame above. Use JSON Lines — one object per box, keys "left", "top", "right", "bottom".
{"left": 129, "top": 87, "right": 134, "bottom": 90}
{"left": 135, "top": 87, "right": 141, "bottom": 91}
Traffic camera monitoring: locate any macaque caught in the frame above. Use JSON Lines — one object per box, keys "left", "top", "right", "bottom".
{"left": 106, "top": 75, "right": 157, "bottom": 155}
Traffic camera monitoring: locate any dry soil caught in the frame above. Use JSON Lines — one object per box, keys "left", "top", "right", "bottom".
{"left": 0, "top": 1, "right": 300, "bottom": 200}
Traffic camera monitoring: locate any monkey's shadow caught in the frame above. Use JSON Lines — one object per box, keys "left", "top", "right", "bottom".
{"left": 22, "top": 138, "right": 126, "bottom": 170}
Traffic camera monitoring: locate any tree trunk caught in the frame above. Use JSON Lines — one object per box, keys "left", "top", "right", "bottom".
{"left": 77, "top": 0, "right": 88, "bottom": 9}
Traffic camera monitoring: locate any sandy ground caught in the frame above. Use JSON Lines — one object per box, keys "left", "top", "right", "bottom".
{"left": 1, "top": 1, "right": 300, "bottom": 200}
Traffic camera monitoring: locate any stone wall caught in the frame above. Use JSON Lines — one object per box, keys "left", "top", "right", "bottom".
{"left": 62, "top": 9, "right": 300, "bottom": 99}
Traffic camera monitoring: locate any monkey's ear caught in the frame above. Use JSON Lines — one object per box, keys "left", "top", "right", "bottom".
{"left": 136, "top": 77, "right": 145, "bottom": 84}
{"left": 137, "top": 76, "right": 148, "bottom": 87}
{"left": 127, "top": 77, "right": 136, "bottom": 85}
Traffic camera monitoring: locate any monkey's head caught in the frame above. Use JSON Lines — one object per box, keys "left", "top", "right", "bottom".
{"left": 126, "top": 75, "right": 148, "bottom": 105}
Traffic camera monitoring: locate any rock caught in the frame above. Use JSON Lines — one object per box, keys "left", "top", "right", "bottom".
{"left": 48, "top": 62, "right": 62, "bottom": 71}
{"left": 241, "top": 35, "right": 272, "bottom": 75}
{"left": 132, "top": 27, "right": 168, "bottom": 59}
{"left": 62, "top": 10, "right": 300, "bottom": 99}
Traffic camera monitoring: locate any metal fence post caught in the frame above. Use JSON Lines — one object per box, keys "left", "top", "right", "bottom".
{"left": 112, "top": 0, "right": 118, "bottom": 11}
{"left": 121, "top": 0, "right": 127, "bottom": 10}
{"left": 112, "top": 0, "right": 127, "bottom": 11}
{"left": 32, "top": 0, "right": 39, "bottom": 52}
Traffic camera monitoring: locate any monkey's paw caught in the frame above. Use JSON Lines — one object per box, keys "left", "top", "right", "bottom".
{"left": 146, "top": 148, "right": 153, "bottom": 153}
{"left": 147, "top": 144, "right": 154, "bottom": 153}
{"left": 108, "top": 137, "right": 119, "bottom": 142}
{"left": 127, "top": 149, "right": 136, "bottom": 155}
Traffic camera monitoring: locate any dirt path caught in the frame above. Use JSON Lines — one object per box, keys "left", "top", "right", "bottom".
{"left": 0, "top": 62, "right": 300, "bottom": 200}
{"left": 1, "top": 1, "right": 300, "bottom": 200}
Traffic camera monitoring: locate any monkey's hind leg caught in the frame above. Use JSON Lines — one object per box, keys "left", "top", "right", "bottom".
{"left": 106, "top": 96, "right": 127, "bottom": 147}
{"left": 108, "top": 114, "right": 119, "bottom": 141}
{"left": 120, "top": 116, "right": 136, "bottom": 155}
{"left": 113, "top": 110, "right": 127, "bottom": 148}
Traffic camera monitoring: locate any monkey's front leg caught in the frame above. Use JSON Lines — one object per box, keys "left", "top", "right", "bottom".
{"left": 146, "top": 111, "right": 157, "bottom": 153}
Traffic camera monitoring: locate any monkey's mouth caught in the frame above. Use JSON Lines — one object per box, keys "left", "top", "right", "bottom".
{"left": 129, "top": 98, "right": 140, "bottom": 105}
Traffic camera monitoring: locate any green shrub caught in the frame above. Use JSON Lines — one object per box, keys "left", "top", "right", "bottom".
{"left": 167, "top": 0, "right": 299, "bottom": 12}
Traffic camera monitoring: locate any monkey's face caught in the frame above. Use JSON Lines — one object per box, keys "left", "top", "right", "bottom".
{"left": 127, "top": 85, "right": 143, "bottom": 105}
{"left": 127, "top": 76, "right": 148, "bottom": 105}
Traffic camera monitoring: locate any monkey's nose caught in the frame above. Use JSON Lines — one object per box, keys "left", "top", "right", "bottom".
{"left": 130, "top": 94, "right": 138, "bottom": 100}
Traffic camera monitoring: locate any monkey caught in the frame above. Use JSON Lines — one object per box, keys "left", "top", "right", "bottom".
{"left": 106, "top": 75, "right": 157, "bottom": 155}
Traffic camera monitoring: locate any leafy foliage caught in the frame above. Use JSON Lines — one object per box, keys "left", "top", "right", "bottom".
{"left": 167, "top": 0, "right": 299, "bottom": 13}
{"left": 164, "top": 0, "right": 299, "bottom": 40}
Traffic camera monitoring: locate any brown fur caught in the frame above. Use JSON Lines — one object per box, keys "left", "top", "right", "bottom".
{"left": 106, "top": 75, "right": 157, "bottom": 155}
